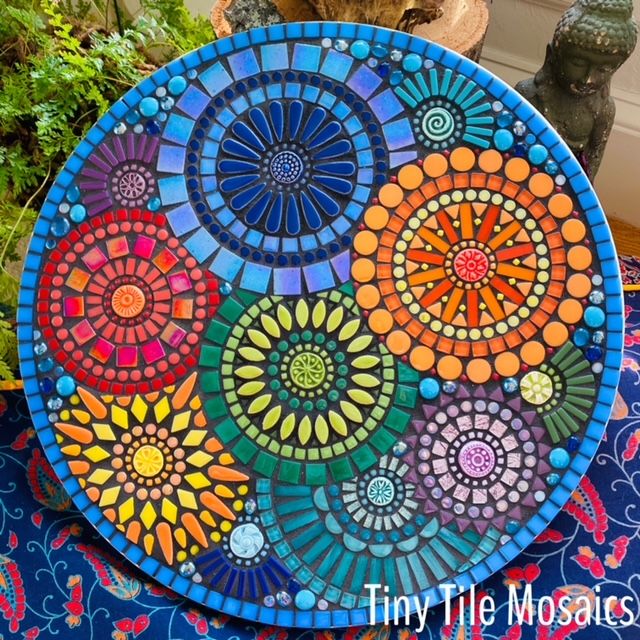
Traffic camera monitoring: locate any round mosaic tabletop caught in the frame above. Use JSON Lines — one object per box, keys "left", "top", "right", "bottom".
{"left": 18, "top": 22, "right": 624, "bottom": 629}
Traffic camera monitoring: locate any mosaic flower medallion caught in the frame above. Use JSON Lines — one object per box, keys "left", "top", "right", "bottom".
{"left": 18, "top": 23, "right": 624, "bottom": 628}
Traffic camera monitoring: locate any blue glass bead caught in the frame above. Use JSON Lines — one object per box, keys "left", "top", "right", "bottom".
{"left": 502, "top": 377, "right": 519, "bottom": 393}
{"left": 567, "top": 436, "right": 581, "bottom": 452}
{"left": 56, "top": 375, "right": 76, "bottom": 397}
{"left": 513, "top": 143, "right": 528, "bottom": 157}
{"left": 125, "top": 110, "right": 141, "bottom": 125}
{"left": 186, "top": 69, "right": 197, "bottom": 80}
{"left": 39, "top": 378, "right": 54, "bottom": 394}
{"left": 589, "top": 290, "right": 605, "bottom": 305}
{"left": 69, "top": 204, "right": 86, "bottom": 223}
{"left": 496, "top": 111, "right": 514, "bottom": 128}
{"left": 160, "top": 97, "right": 175, "bottom": 111}
{"left": 592, "top": 331, "right": 604, "bottom": 345}
{"left": 179, "top": 561, "right": 195, "bottom": 577}
{"left": 139, "top": 97, "right": 160, "bottom": 117}
{"left": 38, "top": 358, "right": 54, "bottom": 373}
{"left": 586, "top": 346, "right": 602, "bottom": 362}
{"left": 442, "top": 381, "right": 457, "bottom": 394}
{"left": 295, "top": 589, "right": 316, "bottom": 611}
{"left": 350, "top": 40, "right": 370, "bottom": 59}
{"left": 66, "top": 185, "right": 81, "bottom": 203}
{"left": 402, "top": 53, "right": 422, "bottom": 72}
{"left": 584, "top": 306, "right": 605, "bottom": 328}
{"left": 390, "top": 70, "right": 404, "bottom": 86}
{"left": 334, "top": 39, "right": 348, "bottom": 52}
{"left": 525, "top": 134, "right": 536, "bottom": 145}
{"left": 372, "top": 44, "right": 387, "bottom": 57}
{"left": 528, "top": 144, "right": 549, "bottom": 165}
{"left": 550, "top": 448, "right": 570, "bottom": 469}
{"left": 45, "top": 239, "right": 57, "bottom": 250}
{"left": 146, "top": 120, "right": 160, "bottom": 135}
{"left": 545, "top": 160, "right": 559, "bottom": 175}
{"left": 113, "top": 122, "right": 126, "bottom": 135}
{"left": 546, "top": 473, "right": 560, "bottom": 486}
{"left": 276, "top": 591, "right": 292, "bottom": 606}
{"left": 419, "top": 377, "right": 440, "bottom": 400}
{"left": 147, "top": 197, "right": 161, "bottom": 212}
{"left": 168, "top": 75, "right": 187, "bottom": 96}
{"left": 505, "top": 520, "right": 519, "bottom": 535}
{"left": 51, "top": 217, "right": 70, "bottom": 237}
{"left": 377, "top": 62, "right": 390, "bottom": 77}
{"left": 393, "top": 441, "right": 408, "bottom": 456}
{"left": 573, "top": 328, "right": 590, "bottom": 347}
{"left": 494, "top": 129, "right": 514, "bottom": 151}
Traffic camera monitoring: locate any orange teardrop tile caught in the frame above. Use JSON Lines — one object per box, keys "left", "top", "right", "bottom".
{"left": 172, "top": 371, "right": 197, "bottom": 410}
{"left": 69, "top": 460, "right": 91, "bottom": 475}
{"left": 207, "top": 465, "right": 249, "bottom": 482}
{"left": 181, "top": 512, "right": 209, "bottom": 547}
{"left": 201, "top": 490, "right": 236, "bottom": 520}
{"left": 77, "top": 386, "right": 107, "bottom": 419}
{"left": 156, "top": 522, "right": 174, "bottom": 564}
{"left": 55, "top": 422, "right": 94, "bottom": 444}
{"left": 126, "top": 520, "right": 141, "bottom": 544}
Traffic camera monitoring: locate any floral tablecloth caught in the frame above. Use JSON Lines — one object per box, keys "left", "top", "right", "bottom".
{"left": 1, "top": 255, "right": 640, "bottom": 640}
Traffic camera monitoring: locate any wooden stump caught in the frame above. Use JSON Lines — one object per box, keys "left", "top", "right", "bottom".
{"left": 413, "top": 0, "right": 489, "bottom": 62}
{"left": 211, "top": 0, "right": 489, "bottom": 62}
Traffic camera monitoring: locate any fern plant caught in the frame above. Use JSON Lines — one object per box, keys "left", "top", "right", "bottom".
{"left": 0, "top": 0, "right": 214, "bottom": 380}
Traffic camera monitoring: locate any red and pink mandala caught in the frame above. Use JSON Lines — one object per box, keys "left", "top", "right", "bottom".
{"left": 36, "top": 210, "right": 220, "bottom": 394}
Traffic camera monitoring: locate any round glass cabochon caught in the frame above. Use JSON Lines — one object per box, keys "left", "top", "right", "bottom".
{"left": 18, "top": 22, "right": 623, "bottom": 629}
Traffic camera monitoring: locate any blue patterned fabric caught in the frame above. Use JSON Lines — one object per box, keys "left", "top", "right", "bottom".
{"left": 1, "top": 258, "right": 639, "bottom": 639}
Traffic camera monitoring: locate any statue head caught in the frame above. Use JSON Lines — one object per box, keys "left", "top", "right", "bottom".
{"left": 550, "top": 0, "right": 637, "bottom": 96}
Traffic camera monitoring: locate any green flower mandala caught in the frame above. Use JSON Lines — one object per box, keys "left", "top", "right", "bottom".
{"left": 200, "top": 285, "right": 419, "bottom": 485}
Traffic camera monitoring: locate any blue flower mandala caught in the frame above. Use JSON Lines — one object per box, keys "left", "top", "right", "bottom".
{"left": 217, "top": 100, "right": 356, "bottom": 235}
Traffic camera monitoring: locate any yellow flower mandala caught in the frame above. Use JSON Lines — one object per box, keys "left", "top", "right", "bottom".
{"left": 54, "top": 372, "right": 250, "bottom": 565}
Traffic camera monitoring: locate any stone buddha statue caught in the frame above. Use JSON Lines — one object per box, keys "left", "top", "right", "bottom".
{"left": 516, "top": 0, "right": 637, "bottom": 179}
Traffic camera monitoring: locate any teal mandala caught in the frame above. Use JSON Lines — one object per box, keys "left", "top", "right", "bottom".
{"left": 199, "top": 285, "right": 419, "bottom": 485}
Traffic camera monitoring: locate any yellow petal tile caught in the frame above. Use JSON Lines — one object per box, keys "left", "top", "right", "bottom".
{"left": 83, "top": 445, "right": 111, "bottom": 463}
{"left": 143, "top": 533, "right": 154, "bottom": 555}
{"left": 184, "top": 472, "right": 211, "bottom": 490}
{"left": 177, "top": 489, "right": 198, "bottom": 510}
{"left": 200, "top": 511, "right": 217, "bottom": 528}
{"left": 99, "top": 485, "right": 120, "bottom": 507}
{"left": 140, "top": 502, "right": 157, "bottom": 529}
{"left": 93, "top": 423, "right": 116, "bottom": 441}
{"left": 171, "top": 410, "right": 191, "bottom": 433}
{"left": 86, "top": 468, "right": 114, "bottom": 485}
{"left": 161, "top": 498, "right": 178, "bottom": 524}
{"left": 111, "top": 405, "right": 129, "bottom": 429}
{"left": 118, "top": 497, "right": 135, "bottom": 523}
{"left": 185, "top": 451, "right": 213, "bottom": 468}
{"left": 131, "top": 396, "right": 148, "bottom": 423}
{"left": 174, "top": 527, "right": 187, "bottom": 548}
{"left": 181, "top": 430, "right": 206, "bottom": 447}
{"left": 154, "top": 396, "right": 171, "bottom": 424}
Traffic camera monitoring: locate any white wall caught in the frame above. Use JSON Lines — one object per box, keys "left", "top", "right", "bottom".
{"left": 148, "top": 0, "right": 640, "bottom": 226}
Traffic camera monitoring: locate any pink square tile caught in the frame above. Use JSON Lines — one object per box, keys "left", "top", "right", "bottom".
{"left": 89, "top": 338, "right": 115, "bottom": 363}
{"left": 106, "top": 236, "right": 129, "bottom": 259}
{"left": 63, "top": 296, "right": 85, "bottom": 317}
{"left": 70, "top": 319, "right": 96, "bottom": 345}
{"left": 160, "top": 321, "right": 187, "bottom": 348}
{"left": 167, "top": 271, "right": 192, "bottom": 294}
{"left": 81, "top": 247, "right": 108, "bottom": 272}
{"left": 141, "top": 339, "right": 165, "bottom": 364}
{"left": 134, "top": 235, "right": 156, "bottom": 259}
{"left": 116, "top": 346, "right": 138, "bottom": 367}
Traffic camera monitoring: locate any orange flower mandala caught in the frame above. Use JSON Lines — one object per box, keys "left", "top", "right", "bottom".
{"left": 352, "top": 148, "right": 592, "bottom": 382}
